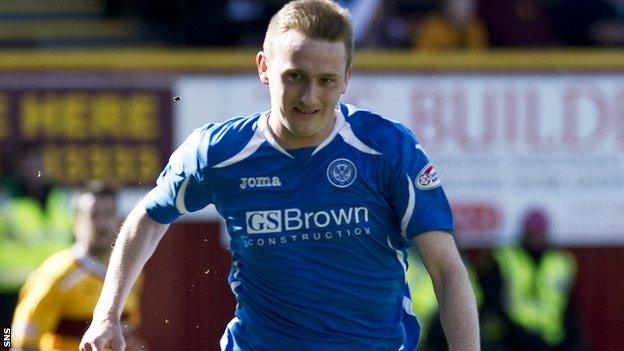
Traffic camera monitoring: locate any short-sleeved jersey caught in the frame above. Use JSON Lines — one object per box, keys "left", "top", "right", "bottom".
{"left": 145, "top": 102, "right": 453, "bottom": 351}
{"left": 11, "top": 245, "right": 142, "bottom": 351}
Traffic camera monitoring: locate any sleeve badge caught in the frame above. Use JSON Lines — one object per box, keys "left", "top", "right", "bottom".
{"left": 415, "top": 163, "right": 441, "bottom": 190}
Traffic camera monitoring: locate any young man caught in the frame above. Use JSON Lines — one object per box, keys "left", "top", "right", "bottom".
{"left": 11, "top": 182, "right": 144, "bottom": 351}
{"left": 80, "top": 1, "right": 479, "bottom": 350}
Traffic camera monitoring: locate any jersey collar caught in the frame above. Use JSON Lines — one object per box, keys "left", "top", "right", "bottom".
{"left": 71, "top": 244, "right": 107, "bottom": 278}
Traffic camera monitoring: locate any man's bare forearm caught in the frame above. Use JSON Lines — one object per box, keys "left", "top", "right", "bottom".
{"left": 435, "top": 260, "right": 480, "bottom": 350}
{"left": 415, "top": 231, "right": 480, "bottom": 350}
{"left": 93, "top": 201, "right": 169, "bottom": 322}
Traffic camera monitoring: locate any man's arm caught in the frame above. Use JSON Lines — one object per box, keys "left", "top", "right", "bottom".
{"left": 414, "top": 231, "right": 480, "bottom": 351}
{"left": 80, "top": 201, "right": 169, "bottom": 351}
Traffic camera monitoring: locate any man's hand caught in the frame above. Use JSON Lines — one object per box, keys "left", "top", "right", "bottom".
{"left": 80, "top": 319, "right": 126, "bottom": 351}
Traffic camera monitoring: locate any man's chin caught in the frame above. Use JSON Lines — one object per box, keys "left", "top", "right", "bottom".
{"left": 285, "top": 124, "right": 319, "bottom": 138}
{"left": 287, "top": 112, "right": 320, "bottom": 123}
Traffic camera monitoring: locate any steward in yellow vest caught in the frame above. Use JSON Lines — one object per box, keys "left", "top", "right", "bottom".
{"left": 492, "top": 209, "right": 584, "bottom": 351}
{"left": 494, "top": 246, "right": 576, "bottom": 346}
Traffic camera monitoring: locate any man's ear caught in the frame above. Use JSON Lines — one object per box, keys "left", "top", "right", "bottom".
{"left": 341, "top": 65, "right": 353, "bottom": 94}
{"left": 256, "top": 51, "right": 269, "bottom": 85}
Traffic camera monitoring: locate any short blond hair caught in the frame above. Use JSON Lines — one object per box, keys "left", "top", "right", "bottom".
{"left": 264, "top": 0, "right": 354, "bottom": 67}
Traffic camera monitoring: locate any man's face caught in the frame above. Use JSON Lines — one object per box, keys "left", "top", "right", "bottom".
{"left": 257, "top": 30, "right": 351, "bottom": 147}
{"left": 74, "top": 194, "right": 118, "bottom": 251}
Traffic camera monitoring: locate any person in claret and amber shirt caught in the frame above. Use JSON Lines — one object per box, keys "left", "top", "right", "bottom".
{"left": 11, "top": 182, "right": 145, "bottom": 351}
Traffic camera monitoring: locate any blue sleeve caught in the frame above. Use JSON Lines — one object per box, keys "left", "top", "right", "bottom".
{"left": 388, "top": 125, "right": 454, "bottom": 240}
{"left": 144, "top": 125, "right": 214, "bottom": 224}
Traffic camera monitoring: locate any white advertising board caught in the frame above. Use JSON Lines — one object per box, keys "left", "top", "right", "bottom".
{"left": 174, "top": 73, "right": 624, "bottom": 246}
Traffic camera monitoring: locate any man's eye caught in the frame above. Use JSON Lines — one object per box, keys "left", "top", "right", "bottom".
{"left": 321, "top": 78, "right": 336, "bottom": 86}
{"left": 287, "top": 73, "right": 302, "bottom": 81}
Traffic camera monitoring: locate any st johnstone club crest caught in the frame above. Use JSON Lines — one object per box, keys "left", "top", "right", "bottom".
{"left": 327, "top": 158, "right": 357, "bottom": 188}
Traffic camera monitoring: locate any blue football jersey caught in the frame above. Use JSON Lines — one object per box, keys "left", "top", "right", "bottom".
{"left": 144, "top": 102, "right": 454, "bottom": 351}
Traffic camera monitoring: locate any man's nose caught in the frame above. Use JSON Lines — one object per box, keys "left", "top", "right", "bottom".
{"left": 300, "top": 82, "right": 320, "bottom": 106}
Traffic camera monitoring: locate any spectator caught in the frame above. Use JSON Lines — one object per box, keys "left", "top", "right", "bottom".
{"left": 489, "top": 209, "right": 585, "bottom": 350}
{"left": 11, "top": 182, "right": 145, "bottom": 351}
{"left": 415, "top": 0, "right": 488, "bottom": 50}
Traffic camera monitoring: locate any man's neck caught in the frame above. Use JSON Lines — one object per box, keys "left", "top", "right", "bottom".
{"left": 86, "top": 247, "right": 112, "bottom": 265}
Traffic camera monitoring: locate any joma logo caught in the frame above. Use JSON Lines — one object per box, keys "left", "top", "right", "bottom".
{"left": 240, "top": 176, "right": 282, "bottom": 189}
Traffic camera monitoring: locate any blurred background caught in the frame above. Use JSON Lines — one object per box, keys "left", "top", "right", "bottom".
{"left": 0, "top": 0, "right": 623, "bottom": 350}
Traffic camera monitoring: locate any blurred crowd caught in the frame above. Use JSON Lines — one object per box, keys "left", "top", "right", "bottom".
{"left": 105, "top": 0, "right": 624, "bottom": 48}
